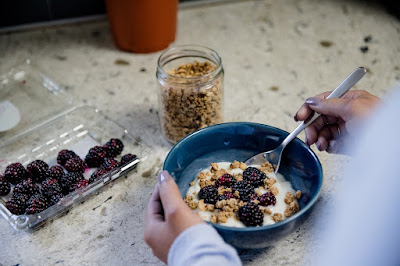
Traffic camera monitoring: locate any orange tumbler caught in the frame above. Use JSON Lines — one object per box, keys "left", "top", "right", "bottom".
{"left": 106, "top": 0, "right": 178, "bottom": 53}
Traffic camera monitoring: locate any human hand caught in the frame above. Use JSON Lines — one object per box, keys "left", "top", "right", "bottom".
{"left": 144, "top": 170, "right": 204, "bottom": 263}
{"left": 294, "top": 90, "right": 381, "bottom": 154}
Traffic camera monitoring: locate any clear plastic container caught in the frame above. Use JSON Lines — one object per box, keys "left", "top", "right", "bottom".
{"left": 0, "top": 60, "right": 151, "bottom": 231}
{"left": 156, "top": 45, "right": 224, "bottom": 144}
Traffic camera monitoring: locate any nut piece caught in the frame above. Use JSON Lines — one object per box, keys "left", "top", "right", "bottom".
{"left": 184, "top": 195, "right": 198, "bottom": 210}
{"left": 262, "top": 207, "right": 272, "bottom": 215}
{"left": 185, "top": 195, "right": 193, "bottom": 201}
{"left": 234, "top": 173, "right": 243, "bottom": 182}
{"left": 215, "top": 169, "right": 226, "bottom": 178}
{"left": 206, "top": 204, "right": 215, "bottom": 212}
{"left": 187, "top": 201, "right": 198, "bottom": 210}
{"left": 211, "top": 163, "right": 219, "bottom": 172}
{"left": 284, "top": 192, "right": 295, "bottom": 204}
{"left": 197, "top": 172, "right": 207, "bottom": 180}
{"left": 230, "top": 160, "right": 240, "bottom": 169}
{"left": 218, "top": 186, "right": 232, "bottom": 195}
{"left": 270, "top": 185, "right": 279, "bottom": 196}
{"left": 210, "top": 214, "right": 217, "bottom": 223}
{"left": 199, "top": 179, "right": 206, "bottom": 188}
{"left": 264, "top": 177, "right": 277, "bottom": 188}
{"left": 216, "top": 198, "right": 240, "bottom": 213}
{"left": 217, "top": 211, "right": 229, "bottom": 223}
{"left": 198, "top": 199, "right": 206, "bottom": 211}
{"left": 239, "top": 162, "right": 247, "bottom": 170}
{"left": 260, "top": 162, "right": 274, "bottom": 173}
{"left": 271, "top": 213, "right": 283, "bottom": 222}
{"left": 284, "top": 202, "right": 300, "bottom": 217}
{"left": 295, "top": 190, "right": 302, "bottom": 199}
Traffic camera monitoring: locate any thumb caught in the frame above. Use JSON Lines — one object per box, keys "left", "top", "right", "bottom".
{"left": 305, "top": 97, "right": 352, "bottom": 121}
{"left": 157, "top": 170, "right": 185, "bottom": 212}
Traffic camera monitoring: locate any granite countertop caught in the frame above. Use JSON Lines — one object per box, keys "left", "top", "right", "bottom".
{"left": 1, "top": 0, "right": 399, "bottom": 265}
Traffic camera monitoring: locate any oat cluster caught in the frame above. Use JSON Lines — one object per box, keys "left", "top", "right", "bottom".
{"left": 160, "top": 60, "right": 223, "bottom": 143}
{"left": 184, "top": 160, "right": 302, "bottom": 227}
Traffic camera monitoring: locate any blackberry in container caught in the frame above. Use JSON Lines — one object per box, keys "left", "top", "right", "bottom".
{"left": 156, "top": 45, "right": 224, "bottom": 143}
{"left": 0, "top": 60, "right": 151, "bottom": 231}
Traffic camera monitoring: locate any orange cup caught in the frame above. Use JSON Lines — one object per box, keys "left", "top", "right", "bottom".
{"left": 106, "top": 0, "right": 178, "bottom": 53}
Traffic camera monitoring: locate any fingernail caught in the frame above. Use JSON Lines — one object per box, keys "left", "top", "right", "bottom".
{"left": 316, "top": 141, "right": 321, "bottom": 151}
{"left": 305, "top": 135, "right": 308, "bottom": 145}
{"left": 305, "top": 97, "right": 320, "bottom": 106}
{"left": 158, "top": 170, "right": 170, "bottom": 183}
{"left": 328, "top": 140, "right": 337, "bottom": 152}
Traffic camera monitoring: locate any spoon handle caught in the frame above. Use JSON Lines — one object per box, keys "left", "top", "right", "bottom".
{"left": 281, "top": 67, "right": 367, "bottom": 147}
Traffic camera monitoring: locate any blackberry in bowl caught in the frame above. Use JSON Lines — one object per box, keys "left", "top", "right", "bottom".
{"left": 163, "top": 122, "right": 323, "bottom": 249}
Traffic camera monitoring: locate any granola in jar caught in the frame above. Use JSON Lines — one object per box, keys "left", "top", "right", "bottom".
{"left": 156, "top": 45, "right": 224, "bottom": 143}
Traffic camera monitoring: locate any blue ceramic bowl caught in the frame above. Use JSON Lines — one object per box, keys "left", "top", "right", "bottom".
{"left": 163, "top": 122, "right": 323, "bottom": 249}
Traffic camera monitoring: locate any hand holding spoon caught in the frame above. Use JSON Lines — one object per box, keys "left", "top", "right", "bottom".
{"left": 245, "top": 67, "right": 367, "bottom": 173}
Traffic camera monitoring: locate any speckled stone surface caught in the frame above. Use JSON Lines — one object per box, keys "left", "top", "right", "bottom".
{"left": 0, "top": 0, "right": 399, "bottom": 265}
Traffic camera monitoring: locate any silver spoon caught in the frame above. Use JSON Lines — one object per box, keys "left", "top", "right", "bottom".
{"left": 245, "top": 67, "right": 366, "bottom": 173}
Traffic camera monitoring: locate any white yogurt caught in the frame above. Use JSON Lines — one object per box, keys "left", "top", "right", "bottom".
{"left": 186, "top": 162, "right": 298, "bottom": 227}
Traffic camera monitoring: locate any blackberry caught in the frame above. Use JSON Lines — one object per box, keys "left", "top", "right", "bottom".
{"left": 121, "top": 154, "right": 138, "bottom": 166}
{"left": 0, "top": 175, "right": 11, "bottom": 196}
{"left": 215, "top": 174, "right": 236, "bottom": 188}
{"left": 27, "top": 160, "right": 49, "bottom": 182}
{"left": 233, "top": 181, "right": 255, "bottom": 202}
{"left": 89, "top": 169, "right": 108, "bottom": 183}
{"left": 75, "top": 179, "right": 89, "bottom": 190}
{"left": 13, "top": 178, "right": 40, "bottom": 197}
{"left": 101, "top": 158, "right": 121, "bottom": 171}
{"left": 238, "top": 202, "right": 264, "bottom": 227}
{"left": 103, "top": 138, "right": 124, "bottom": 157}
{"left": 57, "top": 149, "right": 78, "bottom": 166}
{"left": 218, "top": 192, "right": 237, "bottom": 201}
{"left": 249, "top": 193, "right": 258, "bottom": 202}
{"left": 42, "top": 178, "right": 58, "bottom": 187}
{"left": 60, "top": 172, "right": 84, "bottom": 195}
{"left": 48, "top": 193, "right": 63, "bottom": 206}
{"left": 26, "top": 194, "right": 48, "bottom": 214}
{"left": 243, "top": 167, "right": 267, "bottom": 187}
{"left": 198, "top": 185, "right": 219, "bottom": 204}
{"left": 258, "top": 192, "right": 276, "bottom": 207}
{"left": 85, "top": 146, "right": 107, "bottom": 167}
{"left": 4, "top": 162, "right": 28, "bottom": 185}
{"left": 45, "top": 165, "right": 64, "bottom": 180}
{"left": 64, "top": 157, "right": 86, "bottom": 173}
{"left": 41, "top": 178, "right": 63, "bottom": 198}
{"left": 6, "top": 194, "right": 29, "bottom": 215}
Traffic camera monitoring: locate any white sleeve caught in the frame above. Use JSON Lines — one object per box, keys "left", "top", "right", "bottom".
{"left": 168, "top": 223, "right": 242, "bottom": 266}
{"left": 313, "top": 87, "right": 400, "bottom": 266}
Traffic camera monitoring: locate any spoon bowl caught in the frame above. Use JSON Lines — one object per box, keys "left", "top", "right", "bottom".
{"left": 245, "top": 67, "right": 367, "bottom": 172}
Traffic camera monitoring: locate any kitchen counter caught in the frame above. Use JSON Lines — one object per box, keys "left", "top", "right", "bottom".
{"left": 1, "top": 0, "right": 399, "bottom": 265}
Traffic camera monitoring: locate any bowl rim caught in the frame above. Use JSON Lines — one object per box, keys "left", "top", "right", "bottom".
{"left": 163, "top": 121, "right": 323, "bottom": 232}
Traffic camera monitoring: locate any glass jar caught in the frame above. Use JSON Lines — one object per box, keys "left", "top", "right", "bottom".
{"left": 156, "top": 45, "right": 224, "bottom": 144}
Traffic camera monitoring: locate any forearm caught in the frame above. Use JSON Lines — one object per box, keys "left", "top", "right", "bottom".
{"left": 168, "top": 223, "right": 242, "bottom": 266}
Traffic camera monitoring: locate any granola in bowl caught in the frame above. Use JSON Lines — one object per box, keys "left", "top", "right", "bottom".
{"left": 184, "top": 160, "right": 301, "bottom": 227}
